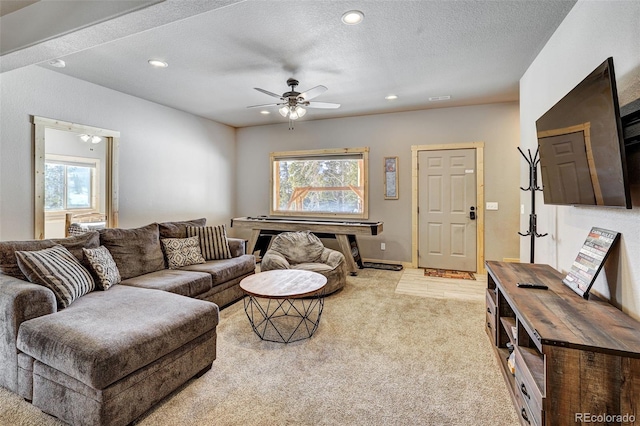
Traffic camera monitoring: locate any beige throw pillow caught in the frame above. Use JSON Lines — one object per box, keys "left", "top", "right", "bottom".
{"left": 186, "top": 225, "right": 232, "bottom": 260}
{"left": 161, "top": 236, "right": 206, "bottom": 269}
{"left": 83, "top": 245, "right": 121, "bottom": 290}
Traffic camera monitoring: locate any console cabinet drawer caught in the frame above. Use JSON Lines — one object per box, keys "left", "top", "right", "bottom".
{"left": 518, "top": 397, "right": 539, "bottom": 426}
{"left": 485, "top": 289, "right": 497, "bottom": 345}
{"left": 515, "top": 348, "right": 543, "bottom": 426}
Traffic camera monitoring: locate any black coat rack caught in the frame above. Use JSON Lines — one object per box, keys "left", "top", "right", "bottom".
{"left": 518, "top": 147, "right": 547, "bottom": 263}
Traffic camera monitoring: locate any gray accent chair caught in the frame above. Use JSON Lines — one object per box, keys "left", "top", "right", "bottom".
{"left": 260, "top": 231, "right": 347, "bottom": 294}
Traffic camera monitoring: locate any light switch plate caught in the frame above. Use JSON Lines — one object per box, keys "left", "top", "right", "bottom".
{"left": 486, "top": 202, "right": 499, "bottom": 210}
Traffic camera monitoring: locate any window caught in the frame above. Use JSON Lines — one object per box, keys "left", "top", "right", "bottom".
{"left": 44, "top": 158, "right": 96, "bottom": 211}
{"left": 270, "top": 148, "right": 369, "bottom": 219}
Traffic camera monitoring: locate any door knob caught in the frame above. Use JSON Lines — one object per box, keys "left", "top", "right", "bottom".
{"left": 470, "top": 206, "right": 476, "bottom": 220}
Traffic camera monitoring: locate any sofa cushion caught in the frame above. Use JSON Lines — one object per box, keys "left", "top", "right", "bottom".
{"left": 0, "top": 232, "right": 99, "bottom": 281}
{"left": 15, "top": 245, "right": 95, "bottom": 309}
{"left": 179, "top": 254, "right": 256, "bottom": 286}
{"left": 187, "top": 225, "right": 231, "bottom": 260}
{"left": 99, "top": 224, "right": 165, "bottom": 280}
{"left": 17, "top": 285, "right": 219, "bottom": 390}
{"left": 158, "top": 218, "right": 206, "bottom": 239}
{"left": 120, "top": 269, "right": 212, "bottom": 298}
{"left": 161, "top": 236, "right": 206, "bottom": 269}
{"left": 82, "top": 246, "right": 121, "bottom": 290}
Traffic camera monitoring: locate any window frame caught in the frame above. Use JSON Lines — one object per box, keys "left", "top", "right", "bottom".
{"left": 269, "top": 147, "right": 369, "bottom": 219}
{"left": 44, "top": 155, "right": 99, "bottom": 212}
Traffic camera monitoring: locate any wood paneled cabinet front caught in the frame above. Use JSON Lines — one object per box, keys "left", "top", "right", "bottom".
{"left": 485, "top": 261, "right": 640, "bottom": 426}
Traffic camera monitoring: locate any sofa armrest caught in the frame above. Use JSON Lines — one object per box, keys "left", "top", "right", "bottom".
{"left": 0, "top": 275, "right": 56, "bottom": 392}
{"left": 319, "top": 248, "right": 345, "bottom": 268}
{"left": 261, "top": 250, "right": 291, "bottom": 271}
{"left": 227, "top": 237, "right": 245, "bottom": 258}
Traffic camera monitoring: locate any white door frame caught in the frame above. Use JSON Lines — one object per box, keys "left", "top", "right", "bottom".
{"left": 411, "top": 142, "right": 485, "bottom": 273}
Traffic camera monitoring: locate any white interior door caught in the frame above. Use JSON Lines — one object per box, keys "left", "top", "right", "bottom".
{"left": 418, "top": 149, "right": 477, "bottom": 271}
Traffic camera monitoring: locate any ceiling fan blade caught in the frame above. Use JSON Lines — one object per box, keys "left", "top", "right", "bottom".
{"left": 247, "top": 103, "right": 282, "bottom": 109}
{"left": 299, "top": 85, "right": 327, "bottom": 101}
{"left": 254, "top": 88, "right": 283, "bottom": 99}
{"left": 305, "top": 101, "right": 340, "bottom": 109}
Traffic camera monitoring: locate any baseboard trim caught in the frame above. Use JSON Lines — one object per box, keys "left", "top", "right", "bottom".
{"left": 362, "top": 258, "right": 413, "bottom": 269}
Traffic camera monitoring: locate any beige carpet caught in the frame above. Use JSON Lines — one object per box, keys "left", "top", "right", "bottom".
{"left": 0, "top": 269, "right": 518, "bottom": 426}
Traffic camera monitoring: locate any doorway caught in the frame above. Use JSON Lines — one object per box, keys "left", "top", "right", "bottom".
{"left": 33, "top": 116, "right": 119, "bottom": 239}
{"left": 411, "top": 143, "right": 485, "bottom": 273}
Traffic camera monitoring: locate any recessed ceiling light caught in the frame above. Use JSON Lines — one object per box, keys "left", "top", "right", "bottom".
{"left": 48, "top": 59, "right": 66, "bottom": 68}
{"left": 260, "top": 110, "right": 270, "bottom": 115}
{"left": 385, "top": 95, "right": 398, "bottom": 100}
{"left": 148, "top": 59, "right": 168, "bottom": 68}
{"left": 342, "top": 10, "right": 364, "bottom": 25}
{"left": 429, "top": 95, "right": 451, "bottom": 101}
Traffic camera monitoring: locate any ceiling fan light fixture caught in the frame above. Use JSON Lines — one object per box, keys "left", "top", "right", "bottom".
{"left": 79, "top": 134, "right": 91, "bottom": 142}
{"left": 342, "top": 10, "right": 364, "bottom": 25}
{"left": 296, "top": 106, "right": 307, "bottom": 118}
{"left": 91, "top": 136, "right": 102, "bottom": 144}
{"left": 279, "top": 106, "right": 290, "bottom": 117}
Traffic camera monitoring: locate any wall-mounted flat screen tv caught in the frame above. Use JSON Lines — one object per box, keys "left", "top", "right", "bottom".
{"left": 536, "top": 57, "right": 631, "bottom": 208}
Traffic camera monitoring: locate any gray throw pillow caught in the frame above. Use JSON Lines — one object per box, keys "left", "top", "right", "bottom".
{"left": 15, "top": 245, "right": 95, "bottom": 309}
{"left": 83, "top": 245, "right": 121, "bottom": 290}
{"left": 186, "top": 225, "right": 232, "bottom": 260}
{"left": 161, "top": 236, "right": 206, "bottom": 269}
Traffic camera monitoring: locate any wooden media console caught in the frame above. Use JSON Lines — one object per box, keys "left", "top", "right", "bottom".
{"left": 485, "top": 261, "right": 640, "bottom": 426}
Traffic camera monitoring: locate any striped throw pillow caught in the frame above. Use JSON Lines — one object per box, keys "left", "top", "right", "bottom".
{"left": 186, "top": 225, "right": 232, "bottom": 260}
{"left": 15, "top": 244, "right": 95, "bottom": 309}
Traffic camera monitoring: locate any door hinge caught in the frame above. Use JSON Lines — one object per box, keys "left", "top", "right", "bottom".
{"left": 417, "top": 206, "right": 419, "bottom": 214}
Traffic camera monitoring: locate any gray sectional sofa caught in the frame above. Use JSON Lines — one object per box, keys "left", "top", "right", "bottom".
{"left": 0, "top": 218, "right": 255, "bottom": 426}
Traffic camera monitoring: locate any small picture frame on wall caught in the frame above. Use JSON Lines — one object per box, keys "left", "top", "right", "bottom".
{"left": 384, "top": 156, "right": 398, "bottom": 200}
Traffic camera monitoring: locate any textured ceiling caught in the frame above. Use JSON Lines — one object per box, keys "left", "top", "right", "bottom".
{"left": 1, "top": 0, "right": 577, "bottom": 128}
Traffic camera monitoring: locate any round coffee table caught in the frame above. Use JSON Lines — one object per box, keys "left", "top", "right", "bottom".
{"left": 240, "top": 269, "right": 327, "bottom": 343}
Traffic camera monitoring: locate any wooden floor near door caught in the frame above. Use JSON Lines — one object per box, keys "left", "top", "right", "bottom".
{"left": 395, "top": 268, "right": 485, "bottom": 302}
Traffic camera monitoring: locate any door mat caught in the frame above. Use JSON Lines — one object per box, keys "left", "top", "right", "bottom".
{"left": 363, "top": 262, "right": 404, "bottom": 271}
{"left": 423, "top": 268, "right": 476, "bottom": 280}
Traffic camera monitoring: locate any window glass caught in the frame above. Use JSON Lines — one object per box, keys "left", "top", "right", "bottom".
{"left": 44, "top": 161, "right": 95, "bottom": 211}
{"left": 66, "top": 166, "right": 92, "bottom": 209}
{"left": 271, "top": 148, "right": 368, "bottom": 218}
{"left": 44, "top": 163, "right": 65, "bottom": 211}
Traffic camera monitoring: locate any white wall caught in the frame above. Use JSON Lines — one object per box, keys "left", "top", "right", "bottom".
{"left": 520, "top": 0, "right": 640, "bottom": 318}
{"left": 0, "top": 66, "right": 236, "bottom": 240}
{"left": 236, "top": 102, "right": 521, "bottom": 266}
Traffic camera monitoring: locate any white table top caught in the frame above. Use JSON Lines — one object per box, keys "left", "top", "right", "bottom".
{"left": 240, "top": 269, "right": 327, "bottom": 298}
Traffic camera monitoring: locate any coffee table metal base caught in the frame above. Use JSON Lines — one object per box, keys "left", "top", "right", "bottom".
{"left": 243, "top": 293, "right": 324, "bottom": 343}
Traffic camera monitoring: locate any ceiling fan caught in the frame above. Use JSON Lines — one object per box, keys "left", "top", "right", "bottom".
{"left": 247, "top": 78, "right": 340, "bottom": 122}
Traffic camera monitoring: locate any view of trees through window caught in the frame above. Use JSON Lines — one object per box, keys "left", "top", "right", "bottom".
{"left": 45, "top": 162, "right": 93, "bottom": 211}
{"left": 272, "top": 150, "right": 367, "bottom": 217}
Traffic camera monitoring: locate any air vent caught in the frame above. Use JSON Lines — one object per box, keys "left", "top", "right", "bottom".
{"left": 428, "top": 96, "right": 451, "bottom": 101}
